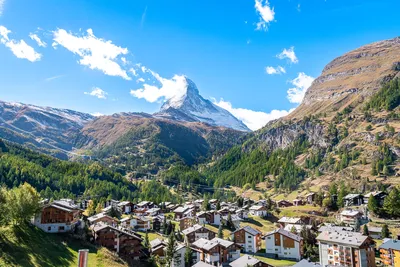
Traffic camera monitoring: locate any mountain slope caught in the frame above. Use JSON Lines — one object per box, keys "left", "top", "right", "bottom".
{"left": 154, "top": 77, "right": 250, "bottom": 132}
{"left": 76, "top": 113, "right": 246, "bottom": 176}
{"left": 198, "top": 37, "right": 400, "bottom": 194}
{"left": 0, "top": 101, "right": 94, "bottom": 159}
{"left": 289, "top": 37, "right": 400, "bottom": 119}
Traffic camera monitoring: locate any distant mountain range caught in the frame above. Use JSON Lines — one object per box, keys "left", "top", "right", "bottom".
{"left": 0, "top": 80, "right": 249, "bottom": 172}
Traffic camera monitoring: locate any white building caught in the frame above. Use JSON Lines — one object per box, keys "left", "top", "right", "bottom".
{"left": 232, "top": 226, "right": 262, "bottom": 253}
{"left": 265, "top": 228, "right": 303, "bottom": 261}
{"left": 249, "top": 205, "right": 268, "bottom": 217}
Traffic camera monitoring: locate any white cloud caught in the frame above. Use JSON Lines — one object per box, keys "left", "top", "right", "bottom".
{"left": 213, "top": 99, "right": 294, "bottom": 131}
{"left": 45, "top": 75, "right": 65, "bottom": 82}
{"left": 29, "top": 33, "right": 47, "bottom": 47}
{"left": 266, "top": 66, "right": 286, "bottom": 75}
{"left": 254, "top": 0, "right": 275, "bottom": 31}
{"left": 84, "top": 87, "right": 108, "bottom": 99}
{"left": 277, "top": 47, "right": 298, "bottom": 64}
{"left": 136, "top": 77, "right": 145, "bottom": 83}
{"left": 130, "top": 72, "right": 188, "bottom": 103}
{"left": 0, "top": 26, "right": 41, "bottom": 62}
{"left": 287, "top": 72, "right": 315, "bottom": 104}
{"left": 53, "top": 28, "right": 130, "bottom": 80}
{"left": 129, "top": 68, "right": 138, "bottom": 77}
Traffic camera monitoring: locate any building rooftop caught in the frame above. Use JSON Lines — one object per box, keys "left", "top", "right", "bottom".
{"left": 192, "top": 237, "right": 234, "bottom": 251}
{"left": 229, "top": 255, "right": 261, "bottom": 267}
{"left": 265, "top": 228, "right": 303, "bottom": 242}
{"left": 293, "top": 259, "right": 322, "bottom": 267}
{"left": 192, "top": 261, "right": 215, "bottom": 267}
{"left": 343, "top": 194, "right": 362, "bottom": 200}
{"left": 182, "top": 224, "right": 204, "bottom": 235}
{"left": 249, "top": 205, "right": 265, "bottom": 210}
{"left": 233, "top": 226, "right": 261, "bottom": 236}
{"left": 379, "top": 239, "right": 400, "bottom": 250}
{"left": 340, "top": 209, "right": 362, "bottom": 216}
{"left": 317, "top": 231, "right": 370, "bottom": 247}
{"left": 278, "top": 217, "right": 302, "bottom": 224}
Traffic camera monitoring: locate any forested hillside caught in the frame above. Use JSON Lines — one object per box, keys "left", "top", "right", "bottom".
{"left": 0, "top": 139, "right": 177, "bottom": 203}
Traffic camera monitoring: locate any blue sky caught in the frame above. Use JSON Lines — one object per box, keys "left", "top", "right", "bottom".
{"left": 0, "top": 0, "right": 399, "bottom": 130}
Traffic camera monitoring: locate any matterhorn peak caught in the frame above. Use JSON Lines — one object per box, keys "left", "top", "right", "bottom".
{"left": 155, "top": 78, "right": 250, "bottom": 132}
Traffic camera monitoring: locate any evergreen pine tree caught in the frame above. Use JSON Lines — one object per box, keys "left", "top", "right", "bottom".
{"left": 381, "top": 224, "right": 390, "bottom": 238}
{"left": 383, "top": 187, "right": 400, "bottom": 218}
{"left": 367, "top": 195, "right": 379, "bottom": 215}
{"left": 218, "top": 224, "right": 223, "bottom": 238}
{"left": 184, "top": 247, "right": 193, "bottom": 267}
{"left": 362, "top": 225, "right": 369, "bottom": 236}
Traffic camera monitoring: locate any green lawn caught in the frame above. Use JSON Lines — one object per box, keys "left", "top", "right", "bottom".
{"left": 0, "top": 225, "right": 127, "bottom": 267}
{"left": 240, "top": 215, "right": 276, "bottom": 234}
{"left": 204, "top": 224, "right": 231, "bottom": 239}
{"left": 252, "top": 255, "right": 297, "bottom": 267}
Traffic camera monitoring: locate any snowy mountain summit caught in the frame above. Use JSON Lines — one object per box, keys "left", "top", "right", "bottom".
{"left": 154, "top": 77, "right": 250, "bottom": 132}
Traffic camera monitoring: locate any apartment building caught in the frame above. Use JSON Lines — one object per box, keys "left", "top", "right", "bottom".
{"left": 191, "top": 237, "right": 241, "bottom": 266}
{"left": 264, "top": 228, "right": 303, "bottom": 261}
{"left": 317, "top": 230, "right": 376, "bottom": 267}
{"left": 232, "top": 226, "right": 262, "bottom": 253}
{"left": 182, "top": 224, "right": 216, "bottom": 244}
{"left": 379, "top": 239, "right": 400, "bottom": 267}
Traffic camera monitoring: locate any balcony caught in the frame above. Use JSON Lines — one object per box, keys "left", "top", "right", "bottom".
{"left": 205, "top": 253, "right": 220, "bottom": 264}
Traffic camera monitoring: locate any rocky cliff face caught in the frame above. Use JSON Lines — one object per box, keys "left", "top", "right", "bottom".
{"left": 289, "top": 37, "right": 400, "bottom": 119}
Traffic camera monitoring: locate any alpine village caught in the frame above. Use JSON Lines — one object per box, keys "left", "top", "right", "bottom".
{"left": 1, "top": 3, "right": 400, "bottom": 267}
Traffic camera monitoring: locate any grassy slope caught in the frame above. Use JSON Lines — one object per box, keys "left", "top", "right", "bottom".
{"left": 0, "top": 225, "right": 127, "bottom": 267}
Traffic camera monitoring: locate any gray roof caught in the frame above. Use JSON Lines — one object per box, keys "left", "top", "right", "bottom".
{"left": 173, "top": 206, "right": 189, "bottom": 213}
{"left": 318, "top": 225, "right": 353, "bottom": 233}
{"left": 293, "top": 259, "right": 322, "bottom": 267}
{"left": 317, "top": 231, "right": 369, "bottom": 247}
{"left": 340, "top": 209, "right": 362, "bottom": 216}
{"left": 379, "top": 239, "right": 400, "bottom": 250}
{"left": 233, "top": 226, "right": 261, "bottom": 236}
{"left": 150, "top": 238, "right": 165, "bottom": 249}
{"left": 192, "top": 237, "right": 234, "bottom": 251}
{"left": 87, "top": 213, "right": 115, "bottom": 223}
{"left": 343, "top": 194, "right": 362, "bottom": 200}
{"left": 182, "top": 224, "right": 204, "bottom": 235}
{"left": 49, "top": 200, "right": 80, "bottom": 212}
{"left": 265, "top": 228, "right": 303, "bottom": 242}
{"left": 192, "top": 262, "right": 215, "bottom": 267}
{"left": 278, "top": 217, "right": 302, "bottom": 224}
{"left": 229, "top": 255, "right": 261, "bottom": 267}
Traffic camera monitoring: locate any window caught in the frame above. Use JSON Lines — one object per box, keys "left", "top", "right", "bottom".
{"left": 47, "top": 226, "right": 51, "bottom": 231}
{"left": 267, "top": 237, "right": 271, "bottom": 239}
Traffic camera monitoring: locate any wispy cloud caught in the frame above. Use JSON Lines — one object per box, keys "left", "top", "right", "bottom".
{"left": 0, "top": 25, "right": 41, "bottom": 62}
{"left": 45, "top": 75, "right": 65, "bottom": 82}
{"left": 29, "top": 33, "right": 47, "bottom": 47}
{"left": 254, "top": 0, "right": 275, "bottom": 31}
{"left": 84, "top": 87, "right": 108, "bottom": 99}
{"left": 287, "top": 72, "right": 315, "bottom": 103}
{"left": 140, "top": 6, "right": 148, "bottom": 28}
{"left": 52, "top": 28, "right": 131, "bottom": 80}
{"left": 0, "top": 0, "right": 5, "bottom": 16}
{"left": 266, "top": 66, "right": 286, "bottom": 75}
{"left": 277, "top": 46, "right": 298, "bottom": 64}
{"left": 213, "top": 98, "right": 294, "bottom": 131}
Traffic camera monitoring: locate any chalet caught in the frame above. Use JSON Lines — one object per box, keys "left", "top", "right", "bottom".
{"left": 159, "top": 202, "right": 172, "bottom": 212}
{"left": 317, "top": 231, "right": 376, "bottom": 267}
{"left": 264, "top": 228, "right": 303, "bottom": 261}
{"left": 235, "top": 208, "right": 249, "bottom": 220}
{"left": 293, "top": 199, "right": 304, "bottom": 206}
{"left": 117, "top": 201, "right": 135, "bottom": 214}
{"left": 196, "top": 211, "right": 208, "bottom": 225}
{"left": 182, "top": 224, "right": 216, "bottom": 244}
{"left": 221, "top": 214, "right": 242, "bottom": 229}
{"left": 120, "top": 217, "right": 131, "bottom": 228}
{"left": 137, "top": 201, "right": 154, "bottom": 209}
{"left": 305, "top": 193, "right": 316, "bottom": 205}
{"left": 229, "top": 255, "right": 271, "bottom": 267}
{"left": 31, "top": 199, "right": 81, "bottom": 233}
{"left": 249, "top": 205, "right": 268, "bottom": 217}
{"left": 87, "top": 213, "right": 118, "bottom": 226}
{"left": 152, "top": 216, "right": 162, "bottom": 232}
{"left": 364, "top": 191, "right": 387, "bottom": 206}
{"left": 191, "top": 237, "right": 241, "bottom": 266}
{"left": 218, "top": 207, "right": 230, "bottom": 216}
{"left": 150, "top": 238, "right": 186, "bottom": 267}
{"left": 173, "top": 206, "right": 194, "bottom": 220}
{"left": 232, "top": 226, "right": 262, "bottom": 253}
{"left": 145, "top": 207, "right": 161, "bottom": 216}
{"left": 196, "top": 211, "right": 222, "bottom": 226}
{"left": 131, "top": 216, "right": 151, "bottom": 231}
{"left": 277, "top": 217, "right": 303, "bottom": 228}
{"left": 360, "top": 225, "right": 382, "bottom": 239}
{"left": 104, "top": 199, "right": 120, "bottom": 208}
{"left": 276, "top": 200, "right": 293, "bottom": 208}
{"left": 340, "top": 209, "right": 363, "bottom": 226}
{"left": 343, "top": 194, "right": 364, "bottom": 206}
{"left": 178, "top": 216, "right": 194, "bottom": 231}
{"left": 91, "top": 223, "right": 143, "bottom": 260}
{"left": 379, "top": 239, "right": 400, "bottom": 267}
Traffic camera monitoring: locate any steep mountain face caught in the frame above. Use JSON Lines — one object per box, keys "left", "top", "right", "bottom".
{"left": 200, "top": 37, "right": 400, "bottom": 193}
{"left": 0, "top": 101, "right": 94, "bottom": 158}
{"left": 154, "top": 77, "right": 250, "bottom": 132}
{"left": 289, "top": 37, "right": 400, "bottom": 119}
{"left": 76, "top": 113, "right": 246, "bottom": 176}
